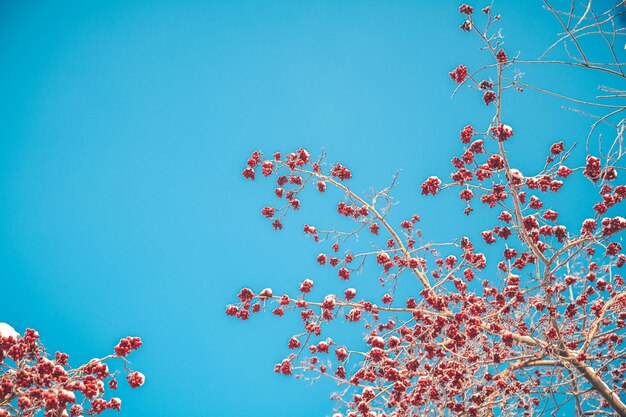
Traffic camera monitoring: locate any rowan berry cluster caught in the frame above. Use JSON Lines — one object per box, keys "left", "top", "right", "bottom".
{"left": 448, "top": 65, "right": 468, "bottom": 84}
{"left": 112, "top": 337, "right": 142, "bottom": 358}
{"left": 0, "top": 325, "right": 143, "bottom": 416}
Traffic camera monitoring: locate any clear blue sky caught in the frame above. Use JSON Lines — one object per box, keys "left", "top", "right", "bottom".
{"left": 0, "top": 1, "right": 622, "bottom": 416}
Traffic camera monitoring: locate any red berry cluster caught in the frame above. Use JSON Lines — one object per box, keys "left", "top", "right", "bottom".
{"left": 449, "top": 65, "right": 468, "bottom": 83}
{"left": 113, "top": 337, "right": 142, "bottom": 357}
{"left": 0, "top": 326, "right": 143, "bottom": 416}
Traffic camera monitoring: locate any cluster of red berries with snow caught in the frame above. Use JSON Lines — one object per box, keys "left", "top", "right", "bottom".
{"left": 241, "top": 148, "right": 332, "bottom": 231}
{"left": 230, "top": 3, "right": 626, "bottom": 417}
{"left": 0, "top": 324, "right": 143, "bottom": 417}
{"left": 449, "top": 65, "right": 468, "bottom": 84}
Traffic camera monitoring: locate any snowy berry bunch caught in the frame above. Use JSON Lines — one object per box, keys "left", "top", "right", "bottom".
{"left": 0, "top": 324, "right": 143, "bottom": 417}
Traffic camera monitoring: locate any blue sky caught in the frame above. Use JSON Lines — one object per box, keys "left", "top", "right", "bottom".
{"left": 0, "top": 1, "right": 623, "bottom": 416}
